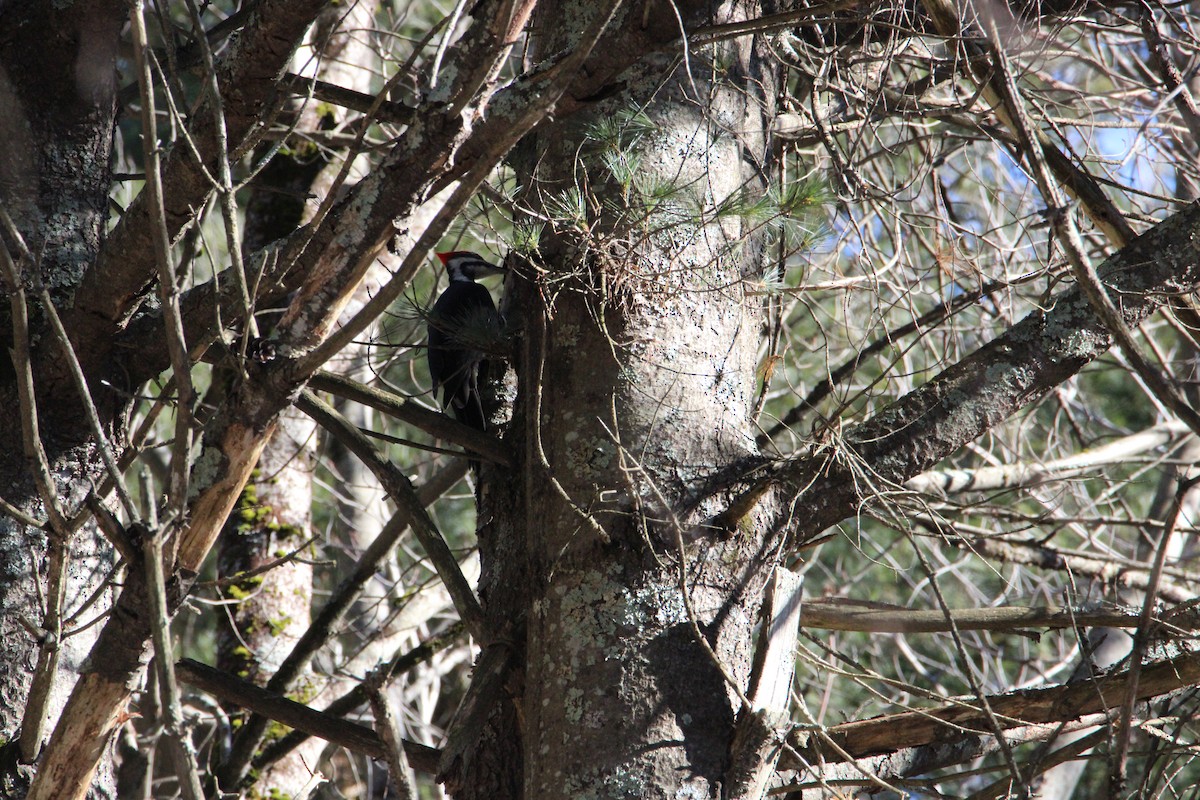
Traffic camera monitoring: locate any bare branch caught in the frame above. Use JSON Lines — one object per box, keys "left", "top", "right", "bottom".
{"left": 906, "top": 422, "right": 1191, "bottom": 495}
{"left": 309, "top": 370, "right": 513, "bottom": 465}
{"left": 174, "top": 658, "right": 440, "bottom": 773}
{"left": 788, "top": 648, "right": 1200, "bottom": 766}
{"left": 799, "top": 600, "right": 1191, "bottom": 635}
{"left": 367, "top": 679, "right": 420, "bottom": 800}
{"left": 919, "top": 0, "right": 1137, "bottom": 246}
{"left": 251, "top": 624, "right": 466, "bottom": 777}
{"left": 295, "top": 390, "right": 484, "bottom": 638}
{"left": 223, "top": 458, "right": 468, "bottom": 785}
{"left": 1112, "top": 475, "right": 1196, "bottom": 787}
{"left": 779, "top": 201, "right": 1200, "bottom": 541}
{"left": 983, "top": 10, "right": 1200, "bottom": 437}
{"left": 73, "top": 0, "right": 331, "bottom": 333}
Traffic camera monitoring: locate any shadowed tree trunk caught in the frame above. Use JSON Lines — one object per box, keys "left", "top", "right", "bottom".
{"left": 0, "top": 3, "right": 124, "bottom": 796}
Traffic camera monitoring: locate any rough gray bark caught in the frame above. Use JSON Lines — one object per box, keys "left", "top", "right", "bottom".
{"left": 0, "top": 3, "right": 124, "bottom": 796}
{"left": 447, "top": 2, "right": 785, "bottom": 798}
{"left": 0, "top": 6, "right": 340, "bottom": 794}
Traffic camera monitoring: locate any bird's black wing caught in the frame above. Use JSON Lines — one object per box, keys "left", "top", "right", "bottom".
{"left": 427, "top": 281, "right": 498, "bottom": 431}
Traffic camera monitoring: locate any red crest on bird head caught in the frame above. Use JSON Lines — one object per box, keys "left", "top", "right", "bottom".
{"left": 435, "top": 250, "right": 504, "bottom": 281}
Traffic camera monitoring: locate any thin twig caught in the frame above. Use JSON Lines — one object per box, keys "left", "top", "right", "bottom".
{"left": 429, "top": 0, "right": 473, "bottom": 90}
{"left": 37, "top": 284, "right": 139, "bottom": 520}
{"left": 0, "top": 493, "right": 44, "bottom": 529}
{"left": 982, "top": 13, "right": 1200, "bottom": 439}
{"left": 175, "top": 658, "right": 441, "bottom": 773}
{"left": 0, "top": 209, "right": 68, "bottom": 534}
{"left": 130, "top": 0, "right": 194, "bottom": 518}
{"left": 218, "top": 454, "right": 469, "bottom": 788}
{"left": 296, "top": 390, "right": 485, "bottom": 639}
{"left": 1111, "top": 476, "right": 1197, "bottom": 790}
{"left": 251, "top": 623, "right": 465, "bottom": 774}
{"left": 906, "top": 529, "right": 1025, "bottom": 787}
{"left": 144, "top": 524, "right": 206, "bottom": 800}
{"left": 1139, "top": 1, "right": 1200, "bottom": 145}
{"left": 183, "top": 0, "right": 256, "bottom": 347}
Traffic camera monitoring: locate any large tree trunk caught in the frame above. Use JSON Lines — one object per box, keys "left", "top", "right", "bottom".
{"left": 0, "top": 3, "right": 124, "bottom": 796}
{"left": 451, "top": 2, "right": 784, "bottom": 797}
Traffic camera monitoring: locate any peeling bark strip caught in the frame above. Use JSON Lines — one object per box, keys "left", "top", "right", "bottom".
{"left": 22, "top": 672, "right": 134, "bottom": 798}
{"left": 179, "top": 421, "right": 274, "bottom": 572}
{"left": 783, "top": 200, "right": 1200, "bottom": 539}
{"left": 726, "top": 569, "right": 803, "bottom": 800}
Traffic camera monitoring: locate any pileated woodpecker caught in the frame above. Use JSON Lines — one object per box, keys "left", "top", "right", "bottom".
{"left": 426, "top": 250, "right": 506, "bottom": 432}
